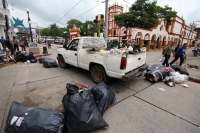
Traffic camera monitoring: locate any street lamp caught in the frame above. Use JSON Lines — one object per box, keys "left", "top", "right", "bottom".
{"left": 26, "top": 8, "right": 33, "bottom": 42}
{"left": 64, "top": 31, "right": 67, "bottom": 43}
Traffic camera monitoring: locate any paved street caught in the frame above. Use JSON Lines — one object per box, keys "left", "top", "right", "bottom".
{"left": 0, "top": 44, "right": 200, "bottom": 133}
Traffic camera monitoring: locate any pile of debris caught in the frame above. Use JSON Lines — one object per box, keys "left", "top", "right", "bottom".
{"left": 15, "top": 51, "right": 37, "bottom": 63}
{"left": 145, "top": 64, "right": 189, "bottom": 87}
{"left": 90, "top": 46, "right": 145, "bottom": 55}
{"left": 4, "top": 82, "right": 116, "bottom": 133}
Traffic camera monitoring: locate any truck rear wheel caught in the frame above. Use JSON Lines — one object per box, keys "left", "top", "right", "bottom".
{"left": 57, "top": 55, "right": 68, "bottom": 68}
{"left": 90, "top": 65, "right": 108, "bottom": 83}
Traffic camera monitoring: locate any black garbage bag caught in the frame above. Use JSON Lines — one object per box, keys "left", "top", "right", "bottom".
{"left": 187, "top": 64, "right": 199, "bottom": 69}
{"left": 146, "top": 64, "right": 164, "bottom": 72}
{"left": 62, "top": 83, "right": 109, "bottom": 133}
{"left": 23, "top": 52, "right": 35, "bottom": 62}
{"left": 5, "top": 101, "right": 63, "bottom": 133}
{"left": 14, "top": 51, "right": 26, "bottom": 62}
{"left": 90, "top": 82, "right": 116, "bottom": 116}
{"left": 145, "top": 68, "right": 168, "bottom": 82}
{"left": 43, "top": 59, "right": 58, "bottom": 68}
{"left": 171, "top": 65, "right": 189, "bottom": 75}
{"left": 38, "top": 57, "right": 52, "bottom": 63}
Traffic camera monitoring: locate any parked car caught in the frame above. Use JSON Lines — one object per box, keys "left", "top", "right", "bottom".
{"left": 57, "top": 37, "right": 147, "bottom": 83}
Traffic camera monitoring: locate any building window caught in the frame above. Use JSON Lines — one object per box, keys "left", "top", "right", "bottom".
{"left": 160, "top": 25, "right": 163, "bottom": 31}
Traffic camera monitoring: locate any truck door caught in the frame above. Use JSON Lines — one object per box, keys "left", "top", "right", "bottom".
{"left": 65, "top": 39, "right": 79, "bottom": 67}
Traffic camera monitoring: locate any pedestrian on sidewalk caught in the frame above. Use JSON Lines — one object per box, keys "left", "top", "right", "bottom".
{"left": 0, "top": 37, "right": 6, "bottom": 49}
{"left": 162, "top": 42, "right": 175, "bottom": 67}
{"left": 170, "top": 43, "right": 188, "bottom": 66}
{"left": 13, "top": 37, "right": 19, "bottom": 53}
{"left": 20, "top": 38, "right": 26, "bottom": 51}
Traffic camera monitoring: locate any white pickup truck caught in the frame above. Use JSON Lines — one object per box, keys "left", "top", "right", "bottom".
{"left": 57, "top": 37, "right": 147, "bottom": 83}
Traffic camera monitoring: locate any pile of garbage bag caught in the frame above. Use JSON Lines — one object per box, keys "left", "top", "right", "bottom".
{"left": 62, "top": 82, "right": 116, "bottom": 133}
{"left": 5, "top": 82, "right": 116, "bottom": 133}
{"left": 145, "top": 64, "right": 168, "bottom": 82}
{"left": 5, "top": 101, "right": 63, "bottom": 133}
{"left": 38, "top": 57, "right": 58, "bottom": 68}
{"left": 15, "top": 51, "right": 37, "bottom": 63}
{"left": 145, "top": 64, "right": 189, "bottom": 86}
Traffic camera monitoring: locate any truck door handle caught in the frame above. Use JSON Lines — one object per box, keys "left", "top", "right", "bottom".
{"left": 138, "top": 58, "right": 141, "bottom": 60}
{"left": 75, "top": 53, "right": 77, "bottom": 56}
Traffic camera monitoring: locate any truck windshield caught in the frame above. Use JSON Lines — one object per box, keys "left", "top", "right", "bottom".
{"left": 82, "top": 38, "right": 106, "bottom": 48}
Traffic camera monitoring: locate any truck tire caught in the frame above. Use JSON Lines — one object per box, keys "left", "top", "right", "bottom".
{"left": 57, "top": 55, "right": 68, "bottom": 68}
{"left": 90, "top": 65, "right": 108, "bottom": 83}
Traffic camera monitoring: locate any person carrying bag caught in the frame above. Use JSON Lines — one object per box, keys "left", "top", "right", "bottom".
{"left": 20, "top": 39, "right": 26, "bottom": 51}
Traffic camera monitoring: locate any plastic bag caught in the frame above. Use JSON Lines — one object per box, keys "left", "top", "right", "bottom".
{"left": 5, "top": 101, "right": 63, "bottom": 133}
{"left": 164, "top": 67, "right": 174, "bottom": 72}
{"left": 171, "top": 65, "right": 189, "bottom": 75}
{"left": 158, "top": 57, "right": 165, "bottom": 62}
{"left": 90, "top": 82, "right": 116, "bottom": 116}
{"left": 62, "top": 83, "right": 109, "bottom": 133}
{"left": 38, "top": 57, "right": 52, "bottom": 63}
{"left": 43, "top": 59, "right": 58, "bottom": 68}
{"left": 169, "top": 72, "right": 188, "bottom": 83}
{"left": 146, "top": 64, "right": 164, "bottom": 72}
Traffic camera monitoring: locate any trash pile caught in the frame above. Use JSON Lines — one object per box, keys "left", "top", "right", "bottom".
{"left": 145, "top": 64, "right": 189, "bottom": 87}
{"left": 89, "top": 46, "right": 145, "bottom": 55}
{"left": 38, "top": 57, "right": 58, "bottom": 68}
{"left": 15, "top": 51, "right": 37, "bottom": 63}
{"left": 5, "top": 82, "right": 116, "bottom": 133}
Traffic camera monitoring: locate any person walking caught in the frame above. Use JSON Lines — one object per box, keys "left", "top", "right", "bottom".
{"left": 20, "top": 38, "right": 26, "bottom": 51}
{"left": 162, "top": 42, "right": 175, "bottom": 67}
{"left": 13, "top": 37, "right": 19, "bottom": 52}
{"left": 0, "top": 37, "right": 6, "bottom": 49}
{"left": 170, "top": 43, "right": 188, "bottom": 66}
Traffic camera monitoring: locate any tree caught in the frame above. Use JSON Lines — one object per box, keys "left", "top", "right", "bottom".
{"left": 83, "top": 20, "right": 97, "bottom": 36}
{"left": 50, "top": 23, "right": 59, "bottom": 40}
{"left": 114, "top": 0, "right": 177, "bottom": 29}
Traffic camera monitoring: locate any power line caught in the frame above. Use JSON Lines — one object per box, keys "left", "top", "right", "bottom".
{"left": 123, "top": 0, "right": 132, "bottom": 5}
{"left": 55, "top": 0, "right": 82, "bottom": 23}
{"left": 75, "top": 2, "right": 102, "bottom": 19}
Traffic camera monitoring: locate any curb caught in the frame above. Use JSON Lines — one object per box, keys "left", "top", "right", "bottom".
{"left": 189, "top": 76, "right": 200, "bottom": 84}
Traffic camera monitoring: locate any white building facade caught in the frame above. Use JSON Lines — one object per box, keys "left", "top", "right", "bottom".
{"left": 108, "top": 3, "right": 197, "bottom": 51}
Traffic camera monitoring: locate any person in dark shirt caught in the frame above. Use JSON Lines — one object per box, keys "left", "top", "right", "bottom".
{"left": 170, "top": 43, "right": 187, "bottom": 66}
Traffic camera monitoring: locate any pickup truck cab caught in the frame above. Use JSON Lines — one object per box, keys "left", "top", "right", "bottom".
{"left": 57, "top": 37, "right": 147, "bottom": 83}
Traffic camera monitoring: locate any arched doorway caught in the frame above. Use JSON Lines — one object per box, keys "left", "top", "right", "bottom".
{"left": 156, "top": 37, "right": 160, "bottom": 49}
{"left": 143, "top": 33, "right": 150, "bottom": 47}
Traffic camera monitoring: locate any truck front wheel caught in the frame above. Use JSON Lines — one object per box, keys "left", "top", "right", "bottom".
{"left": 57, "top": 55, "right": 69, "bottom": 68}
{"left": 90, "top": 65, "right": 108, "bottom": 83}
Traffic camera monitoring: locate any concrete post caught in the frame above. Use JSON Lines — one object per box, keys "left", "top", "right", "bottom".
{"left": 163, "top": 41, "right": 167, "bottom": 49}
{"left": 158, "top": 41, "right": 162, "bottom": 50}
{"left": 104, "top": 0, "right": 108, "bottom": 40}
{"left": 147, "top": 40, "right": 151, "bottom": 51}
{"left": 153, "top": 40, "right": 156, "bottom": 50}
{"left": 139, "top": 39, "right": 143, "bottom": 48}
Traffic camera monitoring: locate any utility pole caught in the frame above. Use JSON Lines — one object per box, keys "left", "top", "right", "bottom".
{"left": 104, "top": 0, "right": 108, "bottom": 40}
{"left": 2, "top": 0, "right": 10, "bottom": 40}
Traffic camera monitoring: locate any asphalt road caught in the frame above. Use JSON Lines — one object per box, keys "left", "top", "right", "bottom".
{"left": 0, "top": 44, "right": 200, "bottom": 133}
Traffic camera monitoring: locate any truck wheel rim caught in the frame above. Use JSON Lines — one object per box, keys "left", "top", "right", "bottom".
{"left": 93, "top": 68, "right": 102, "bottom": 82}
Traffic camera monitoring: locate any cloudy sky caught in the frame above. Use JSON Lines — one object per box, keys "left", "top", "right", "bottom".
{"left": 7, "top": 0, "right": 200, "bottom": 28}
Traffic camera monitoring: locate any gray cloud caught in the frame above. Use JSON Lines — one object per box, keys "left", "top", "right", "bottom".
{"left": 8, "top": 0, "right": 200, "bottom": 28}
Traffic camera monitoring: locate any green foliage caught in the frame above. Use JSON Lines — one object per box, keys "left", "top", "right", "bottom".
{"left": 114, "top": 0, "right": 177, "bottom": 29}
{"left": 40, "top": 19, "right": 98, "bottom": 38}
